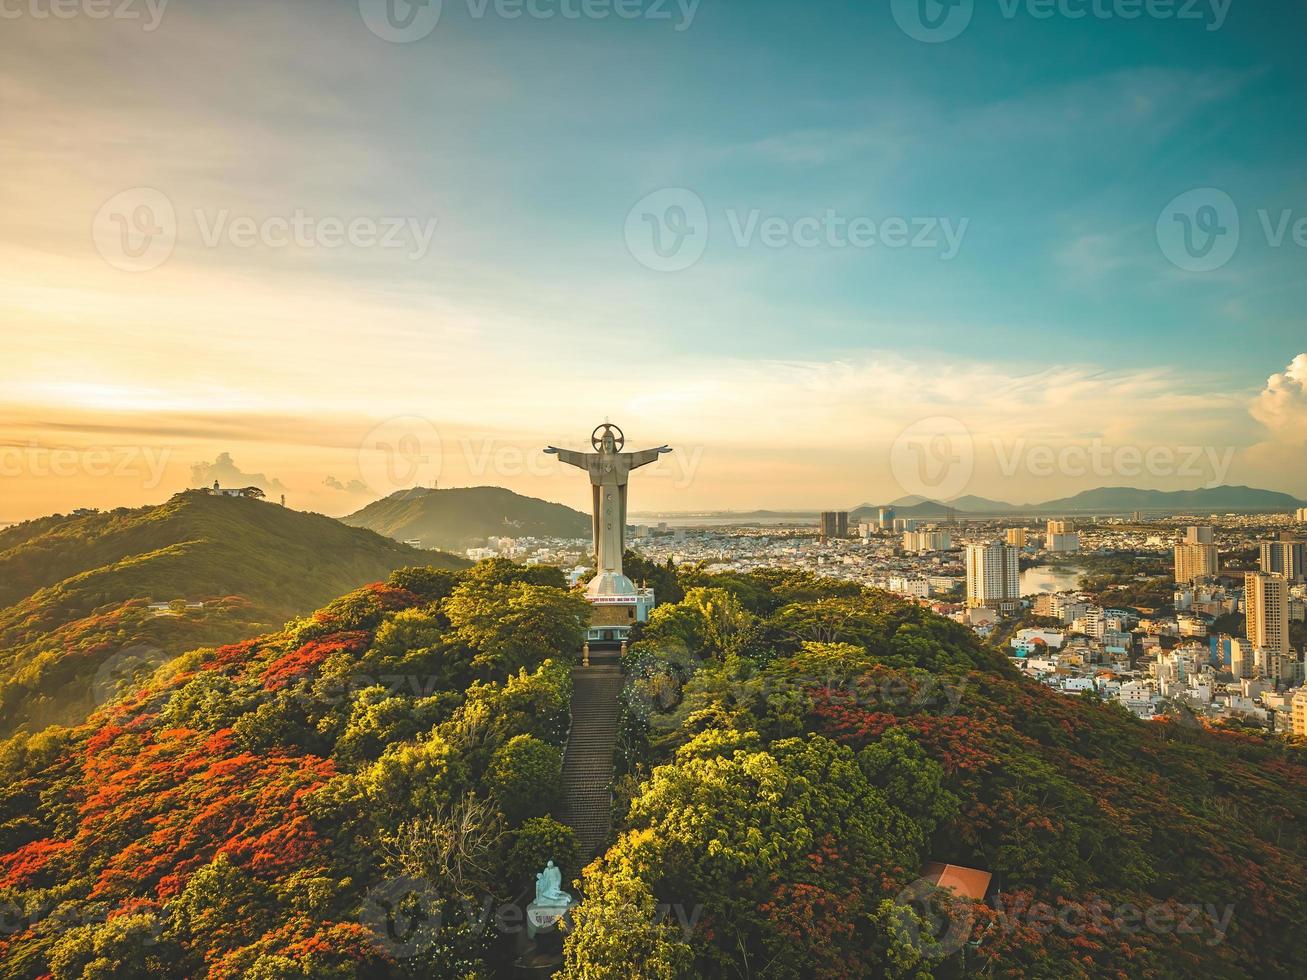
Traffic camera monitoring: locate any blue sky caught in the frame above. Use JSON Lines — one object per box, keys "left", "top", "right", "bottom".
{"left": 1, "top": 0, "right": 1305, "bottom": 518}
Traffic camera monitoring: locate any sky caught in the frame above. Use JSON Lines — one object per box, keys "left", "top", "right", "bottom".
{"left": 1, "top": 0, "right": 1306, "bottom": 522}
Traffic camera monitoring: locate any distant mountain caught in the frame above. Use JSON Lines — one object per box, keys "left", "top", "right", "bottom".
{"left": 855, "top": 485, "right": 1302, "bottom": 518}
{"left": 0, "top": 491, "right": 467, "bottom": 735}
{"left": 1033, "top": 485, "right": 1304, "bottom": 514}
{"left": 948, "top": 494, "right": 1020, "bottom": 513}
{"left": 342, "top": 486, "right": 590, "bottom": 550}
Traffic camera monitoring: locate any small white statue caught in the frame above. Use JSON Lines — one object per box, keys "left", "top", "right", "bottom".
{"left": 534, "top": 860, "right": 572, "bottom": 907}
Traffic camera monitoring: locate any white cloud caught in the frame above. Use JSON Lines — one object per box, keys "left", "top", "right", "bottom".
{"left": 1251, "top": 354, "right": 1307, "bottom": 444}
{"left": 190, "top": 452, "right": 287, "bottom": 494}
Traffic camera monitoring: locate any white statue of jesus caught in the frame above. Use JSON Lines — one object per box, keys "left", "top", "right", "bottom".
{"left": 546, "top": 424, "right": 671, "bottom": 597}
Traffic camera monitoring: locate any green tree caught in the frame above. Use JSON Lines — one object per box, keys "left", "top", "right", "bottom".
{"left": 486, "top": 735, "right": 562, "bottom": 824}
{"left": 505, "top": 816, "right": 580, "bottom": 888}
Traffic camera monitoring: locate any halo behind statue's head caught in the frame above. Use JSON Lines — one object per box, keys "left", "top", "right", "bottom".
{"left": 592, "top": 423, "right": 625, "bottom": 452}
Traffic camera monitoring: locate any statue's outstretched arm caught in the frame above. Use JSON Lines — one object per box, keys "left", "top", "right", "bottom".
{"left": 545, "top": 447, "right": 591, "bottom": 469}
{"left": 626, "top": 446, "right": 672, "bottom": 470}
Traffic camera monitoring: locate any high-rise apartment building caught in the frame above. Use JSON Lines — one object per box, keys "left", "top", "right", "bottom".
{"left": 903, "top": 530, "right": 952, "bottom": 553}
{"left": 966, "top": 540, "right": 1020, "bottom": 609}
{"left": 1260, "top": 537, "right": 1306, "bottom": 583}
{"left": 1185, "top": 526, "right": 1215, "bottom": 545}
{"left": 819, "top": 511, "right": 849, "bottom": 540}
{"left": 1044, "top": 519, "right": 1079, "bottom": 553}
{"left": 1005, "top": 528, "right": 1028, "bottom": 548}
{"left": 1174, "top": 540, "right": 1219, "bottom": 583}
{"left": 1245, "top": 571, "right": 1291, "bottom": 658}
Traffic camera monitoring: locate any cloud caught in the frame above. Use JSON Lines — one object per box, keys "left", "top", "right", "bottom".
{"left": 323, "top": 475, "right": 368, "bottom": 493}
{"left": 190, "top": 452, "right": 288, "bottom": 494}
{"left": 1251, "top": 354, "right": 1307, "bottom": 445}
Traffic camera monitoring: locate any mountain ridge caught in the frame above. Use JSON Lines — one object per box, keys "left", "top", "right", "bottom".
{"left": 342, "top": 485, "right": 590, "bottom": 550}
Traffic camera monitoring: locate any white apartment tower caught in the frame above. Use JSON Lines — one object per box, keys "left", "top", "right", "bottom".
{"left": 1245, "top": 571, "right": 1291, "bottom": 658}
{"left": 966, "top": 540, "right": 1020, "bottom": 609}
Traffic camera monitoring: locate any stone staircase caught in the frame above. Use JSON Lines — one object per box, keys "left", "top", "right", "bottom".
{"left": 560, "top": 658, "right": 624, "bottom": 862}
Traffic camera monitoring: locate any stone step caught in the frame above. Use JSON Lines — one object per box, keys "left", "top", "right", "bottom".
{"left": 560, "top": 655, "right": 627, "bottom": 862}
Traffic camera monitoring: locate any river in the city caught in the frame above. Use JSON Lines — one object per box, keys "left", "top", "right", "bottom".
{"left": 1020, "top": 564, "right": 1086, "bottom": 596}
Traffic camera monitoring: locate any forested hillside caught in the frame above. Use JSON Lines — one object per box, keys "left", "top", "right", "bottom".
{"left": 0, "top": 562, "right": 1301, "bottom": 978}
{"left": 0, "top": 492, "right": 467, "bottom": 736}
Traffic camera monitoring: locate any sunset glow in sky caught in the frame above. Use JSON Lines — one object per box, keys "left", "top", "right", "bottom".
{"left": 2, "top": 1, "right": 1305, "bottom": 522}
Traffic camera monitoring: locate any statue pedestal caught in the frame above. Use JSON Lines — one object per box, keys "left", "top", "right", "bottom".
{"left": 584, "top": 588, "right": 655, "bottom": 647}
{"left": 526, "top": 899, "right": 576, "bottom": 941}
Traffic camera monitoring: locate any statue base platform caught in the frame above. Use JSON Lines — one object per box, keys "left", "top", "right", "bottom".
{"left": 585, "top": 586, "right": 654, "bottom": 645}
{"left": 526, "top": 899, "right": 577, "bottom": 940}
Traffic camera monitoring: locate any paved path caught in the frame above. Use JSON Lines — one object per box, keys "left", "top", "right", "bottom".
{"left": 559, "top": 658, "right": 623, "bottom": 863}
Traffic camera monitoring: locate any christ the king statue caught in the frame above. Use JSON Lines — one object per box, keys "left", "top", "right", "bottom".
{"left": 546, "top": 424, "right": 671, "bottom": 597}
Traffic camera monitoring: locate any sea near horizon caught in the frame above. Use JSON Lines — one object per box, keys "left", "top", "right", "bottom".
{"left": 1021, "top": 563, "right": 1085, "bottom": 596}
{"left": 631, "top": 512, "right": 817, "bottom": 529}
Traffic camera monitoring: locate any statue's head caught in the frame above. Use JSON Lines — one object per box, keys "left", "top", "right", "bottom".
{"left": 546, "top": 860, "right": 556, "bottom": 869}
{"left": 601, "top": 431, "right": 616, "bottom": 453}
